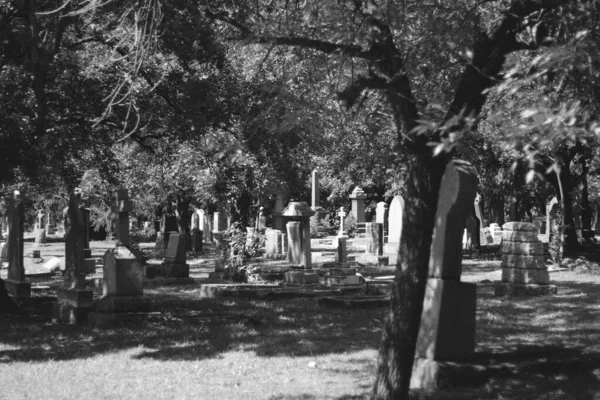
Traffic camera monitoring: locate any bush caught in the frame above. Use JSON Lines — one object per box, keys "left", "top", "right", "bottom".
{"left": 218, "top": 222, "right": 266, "bottom": 282}
{"left": 344, "top": 213, "right": 357, "bottom": 238}
{"left": 130, "top": 224, "right": 157, "bottom": 244}
{"left": 310, "top": 214, "right": 338, "bottom": 238}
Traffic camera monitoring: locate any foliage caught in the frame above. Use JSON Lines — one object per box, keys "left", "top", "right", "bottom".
{"left": 343, "top": 213, "right": 357, "bottom": 239}
{"left": 310, "top": 214, "right": 337, "bottom": 238}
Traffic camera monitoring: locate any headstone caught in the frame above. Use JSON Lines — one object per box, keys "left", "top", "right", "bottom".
{"left": 160, "top": 233, "right": 190, "bottom": 278}
{"left": 349, "top": 186, "right": 366, "bottom": 223}
{"left": 4, "top": 191, "right": 30, "bottom": 298}
{"left": 35, "top": 226, "right": 47, "bottom": 245}
{"left": 411, "top": 160, "right": 478, "bottom": 390}
{"left": 333, "top": 236, "right": 347, "bottom": 264}
{"left": 365, "top": 222, "right": 383, "bottom": 255}
{"left": 257, "top": 206, "right": 266, "bottom": 230}
{"left": 272, "top": 193, "right": 285, "bottom": 231}
{"left": 337, "top": 207, "right": 347, "bottom": 237}
{"left": 489, "top": 223, "right": 502, "bottom": 244}
{"left": 94, "top": 188, "right": 146, "bottom": 319}
{"left": 547, "top": 198, "right": 563, "bottom": 265}
{"left": 265, "top": 229, "right": 286, "bottom": 259}
{"left": 310, "top": 170, "right": 327, "bottom": 232}
{"left": 495, "top": 222, "right": 557, "bottom": 296}
{"left": 36, "top": 209, "right": 44, "bottom": 230}
{"left": 474, "top": 193, "right": 489, "bottom": 245}
{"left": 384, "top": 195, "right": 404, "bottom": 254}
{"left": 54, "top": 192, "right": 93, "bottom": 323}
{"left": 191, "top": 209, "right": 203, "bottom": 252}
{"left": 45, "top": 210, "right": 55, "bottom": 235}
{"left": 542, "top": 197, "right": 559, "bottom": 243}
{"left": 213, "top": 211, "right": 227, "bottom": 245}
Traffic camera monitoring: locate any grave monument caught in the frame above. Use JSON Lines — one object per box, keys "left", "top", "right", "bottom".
{"left": 384, "top": 195, "right": 404, "bottom": 254}
{"left": 54, "top": 192, "right": 94, "bottom": 323}
{"left": 411, "top": 160, "right": 478, "bottom": 390}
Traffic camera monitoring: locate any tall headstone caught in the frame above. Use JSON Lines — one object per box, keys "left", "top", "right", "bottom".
{"left": 34, "top": 209, "right": 47, "bottom": 245}
{"left": 411, "top": 160, "right": 478, "bottom": 390}
{"left": 365, "top": 222, "right": 383, "bottom": 255}
{"left": 474, "top": 193, "right": 492, "bottom": 245}
{"left": 384, "top": 195, "right": 404, "bottom": 254}
{"left": 54, "top": 192, "right": 94, "bottom": 323}
{"left": 310, "top": 170, "right": 327, "bottom": 232}
{"left": 4, "top": 191, "right": 30, "bottom": 298}
{"left": 45, "top": 210, "right": 55, "bottom": 235}
{"left": 272, "top": 193, "right": 285, "bottom": 231}
{"left": 190, "top": 209, "right": 203, "bottom": 252}
{"left": 213, "top": 211, "right": 227, "bottom": 246}
{"left": 349, "top": 186, "right": 366, "bottom": 223}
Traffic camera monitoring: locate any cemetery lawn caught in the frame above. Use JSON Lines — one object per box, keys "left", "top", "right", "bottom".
{"left": 1, "top": 258, "right": 600, "bottom": 399}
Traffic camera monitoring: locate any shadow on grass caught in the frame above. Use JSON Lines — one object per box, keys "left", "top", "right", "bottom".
{"left": 0, "top": 292, "right": 385, "bottom": 364}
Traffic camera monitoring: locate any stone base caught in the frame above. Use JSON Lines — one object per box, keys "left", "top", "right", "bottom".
{"left": 96, "top": 295, "right": 151, "bottom": 313}
{"left": 54, "top": 288, "right": 94, "bottom": 324}
{"left": 501, "top": 267, "right": 549, "bottom": 284}
{"left": 4, "top": 279, "right": 31, "bottom": 298}
{"left": 159, "top": 262, "right": 190, "bottom": 278}
{"left": 208, "top": 271, "right": 226, "bottom": 280}
{"left": 284, "top": 271, "right": 319, "bottom": 284}
{"left": 494, "top": 282, "right": 557, "bottom": 296}
{"left": 416, "top": 279, "right": 476, "bottom": 361}
{"left": 410, "top": 358, "right": 488, "bottom": 391}
{"left": 350, "top": 254, "right": 389, "bottom": 266}
{"left": 321, "top": 275, "right": 361, "bottom": 286}
{"left": 383, "top": 242, "right": 399, "bottom": 254}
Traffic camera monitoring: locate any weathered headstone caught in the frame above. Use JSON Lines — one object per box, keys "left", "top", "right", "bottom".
{"left": 45, "top": 210, "right": 55, "bottom": 235}
{"left": 474, "top": 193, "right": 491, "bottom": 245}
{"left": 349, "top": 186, "right": 366, "bottom": 223}
{"left": 190, "top": 209, "right": 203, "bottom": 252}
{"left": 265, "top": 229, "right": 287, "bottom": 259}
{"left": 160, "top": 233, "right": 190, "bottom": 278}
{"left": 384, "top": 195, "right": 404, "bottom": 254}
{"left": 411, "top": 160, "right": 478, "bottom": 391}
{"left": 54, "top": 192, "right": 94, "bottom": 323}
{"left": 94, "top": 189, "right": 146, "bottom": 320}
{"left": 4, "top": 191, "right": 30, "bottom": 298}
{"left": 365, "top": 222, "right": 383, "bottom": 256}
{"left": 334, "top": 236, "right": 347, "bottom": 264}
{"left": 495, "top": 221, "right": 557, "bottom": 296}
{"left": 257, "top": 206, "right": 266, "bottom": 230}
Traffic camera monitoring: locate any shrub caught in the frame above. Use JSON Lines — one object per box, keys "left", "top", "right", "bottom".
{"left": 344, "top": 213, "right": 357, "bottom": 238}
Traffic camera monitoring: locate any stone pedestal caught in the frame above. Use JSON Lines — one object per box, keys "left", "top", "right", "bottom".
{"left": 45, "top": 224, "right": 55, "bottom": 235}
{"left": 283, "top": 202, "right": 315, "bottom": 269}
{"left": 84, "top": 258, "right": 96, "bottom": 274}
{"left": 334, "top": 236, "right": 348, "bottom": 264}
{"left": 495, "top": 222, "right": 557, "bottom": 297}
{"left": 365, "top": 222, "right": 383, "bottom": 255}
{"left": 35, "top": 228, "right": 47, "bottom": 244}
{"left": 283, "top": 270, "right": 319, "bottom": 284}
{"left": 54, "top": 287, "right": 94, "bottom": 324}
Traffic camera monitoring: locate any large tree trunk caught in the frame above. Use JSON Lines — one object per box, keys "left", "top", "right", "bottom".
{"left": 371, "top": 149, "right": 449, "bottom": 398}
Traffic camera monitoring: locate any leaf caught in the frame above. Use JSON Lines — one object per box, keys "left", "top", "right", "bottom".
{"left": 521, "top": 109, "right": 538, "bottom": 118}
{"left": 525, "top": 169, "right": 535, "bottom": 184}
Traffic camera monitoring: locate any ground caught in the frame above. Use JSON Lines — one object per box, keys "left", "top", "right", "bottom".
{"left": 1, "top": 242, "right": 600, "bottom": 399}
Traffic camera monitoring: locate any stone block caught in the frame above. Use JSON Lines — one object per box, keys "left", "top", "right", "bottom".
{"left": 494, "top": 282, "right": 558, "bottom": 297}
{"left": 165, "top": 233, "right": 187, "bottom": 264}
{"left": 501, "top": 254, "right": 546, "bottom": 269}
{"left": 103, "top": 247, "right": 143, "bottom": 297}
{"left": 160, "top": 262, "right": 190, "bottom": 278}
{"left": 501, "top": 230, "right": 540, "bottom": 242}
{"left": 4, "top": 279, "right": 31, "bottom": 298}
{"left": 501, "top": 241, "right": 544, "bottom": 256}
{"left": 501, "top": 268, "right": 550, "bottom": 284}
{"left": 56, "top": 288, "right": 94, "bottom": 308}
{"left": 283, "top": 271, "right": 319, "bottom": 284}
{"left": 83, "top": 248, "right": 92, "bottom": 259}
{"left": 416, "top": 279, "right": 476, "bottom": 362}
{"left": 502, "top": 222, "right": 538, "bottom": 232}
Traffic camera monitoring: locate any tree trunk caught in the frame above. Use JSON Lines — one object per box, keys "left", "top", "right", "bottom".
{"left": 174, "top": 194, "right": 191, "bottom": 249}
{"left": 0, "top": 279, "right": 24, "bottom": 315}
{"left": 371, "top": 150, "right": 449, "bottom": 399}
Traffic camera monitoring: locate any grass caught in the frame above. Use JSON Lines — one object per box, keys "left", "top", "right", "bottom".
{"left": 2, "top": 248, "right": 600, "bottom": 399}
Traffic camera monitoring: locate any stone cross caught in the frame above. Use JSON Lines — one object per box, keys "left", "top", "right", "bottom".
{"left": 338, "top": 207, "right": 346, "bottom": 236}
{"left": 37, "top": 209, "right": 44, "bottom": 230}
{"left": 311, "top": 169, "right": 320, "bottom": 208}
{"left": 114, "top": 189, "right": 133, "bottom": 246}
{"left": 64, "top": 192, "right": 86, "bottom": 289}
